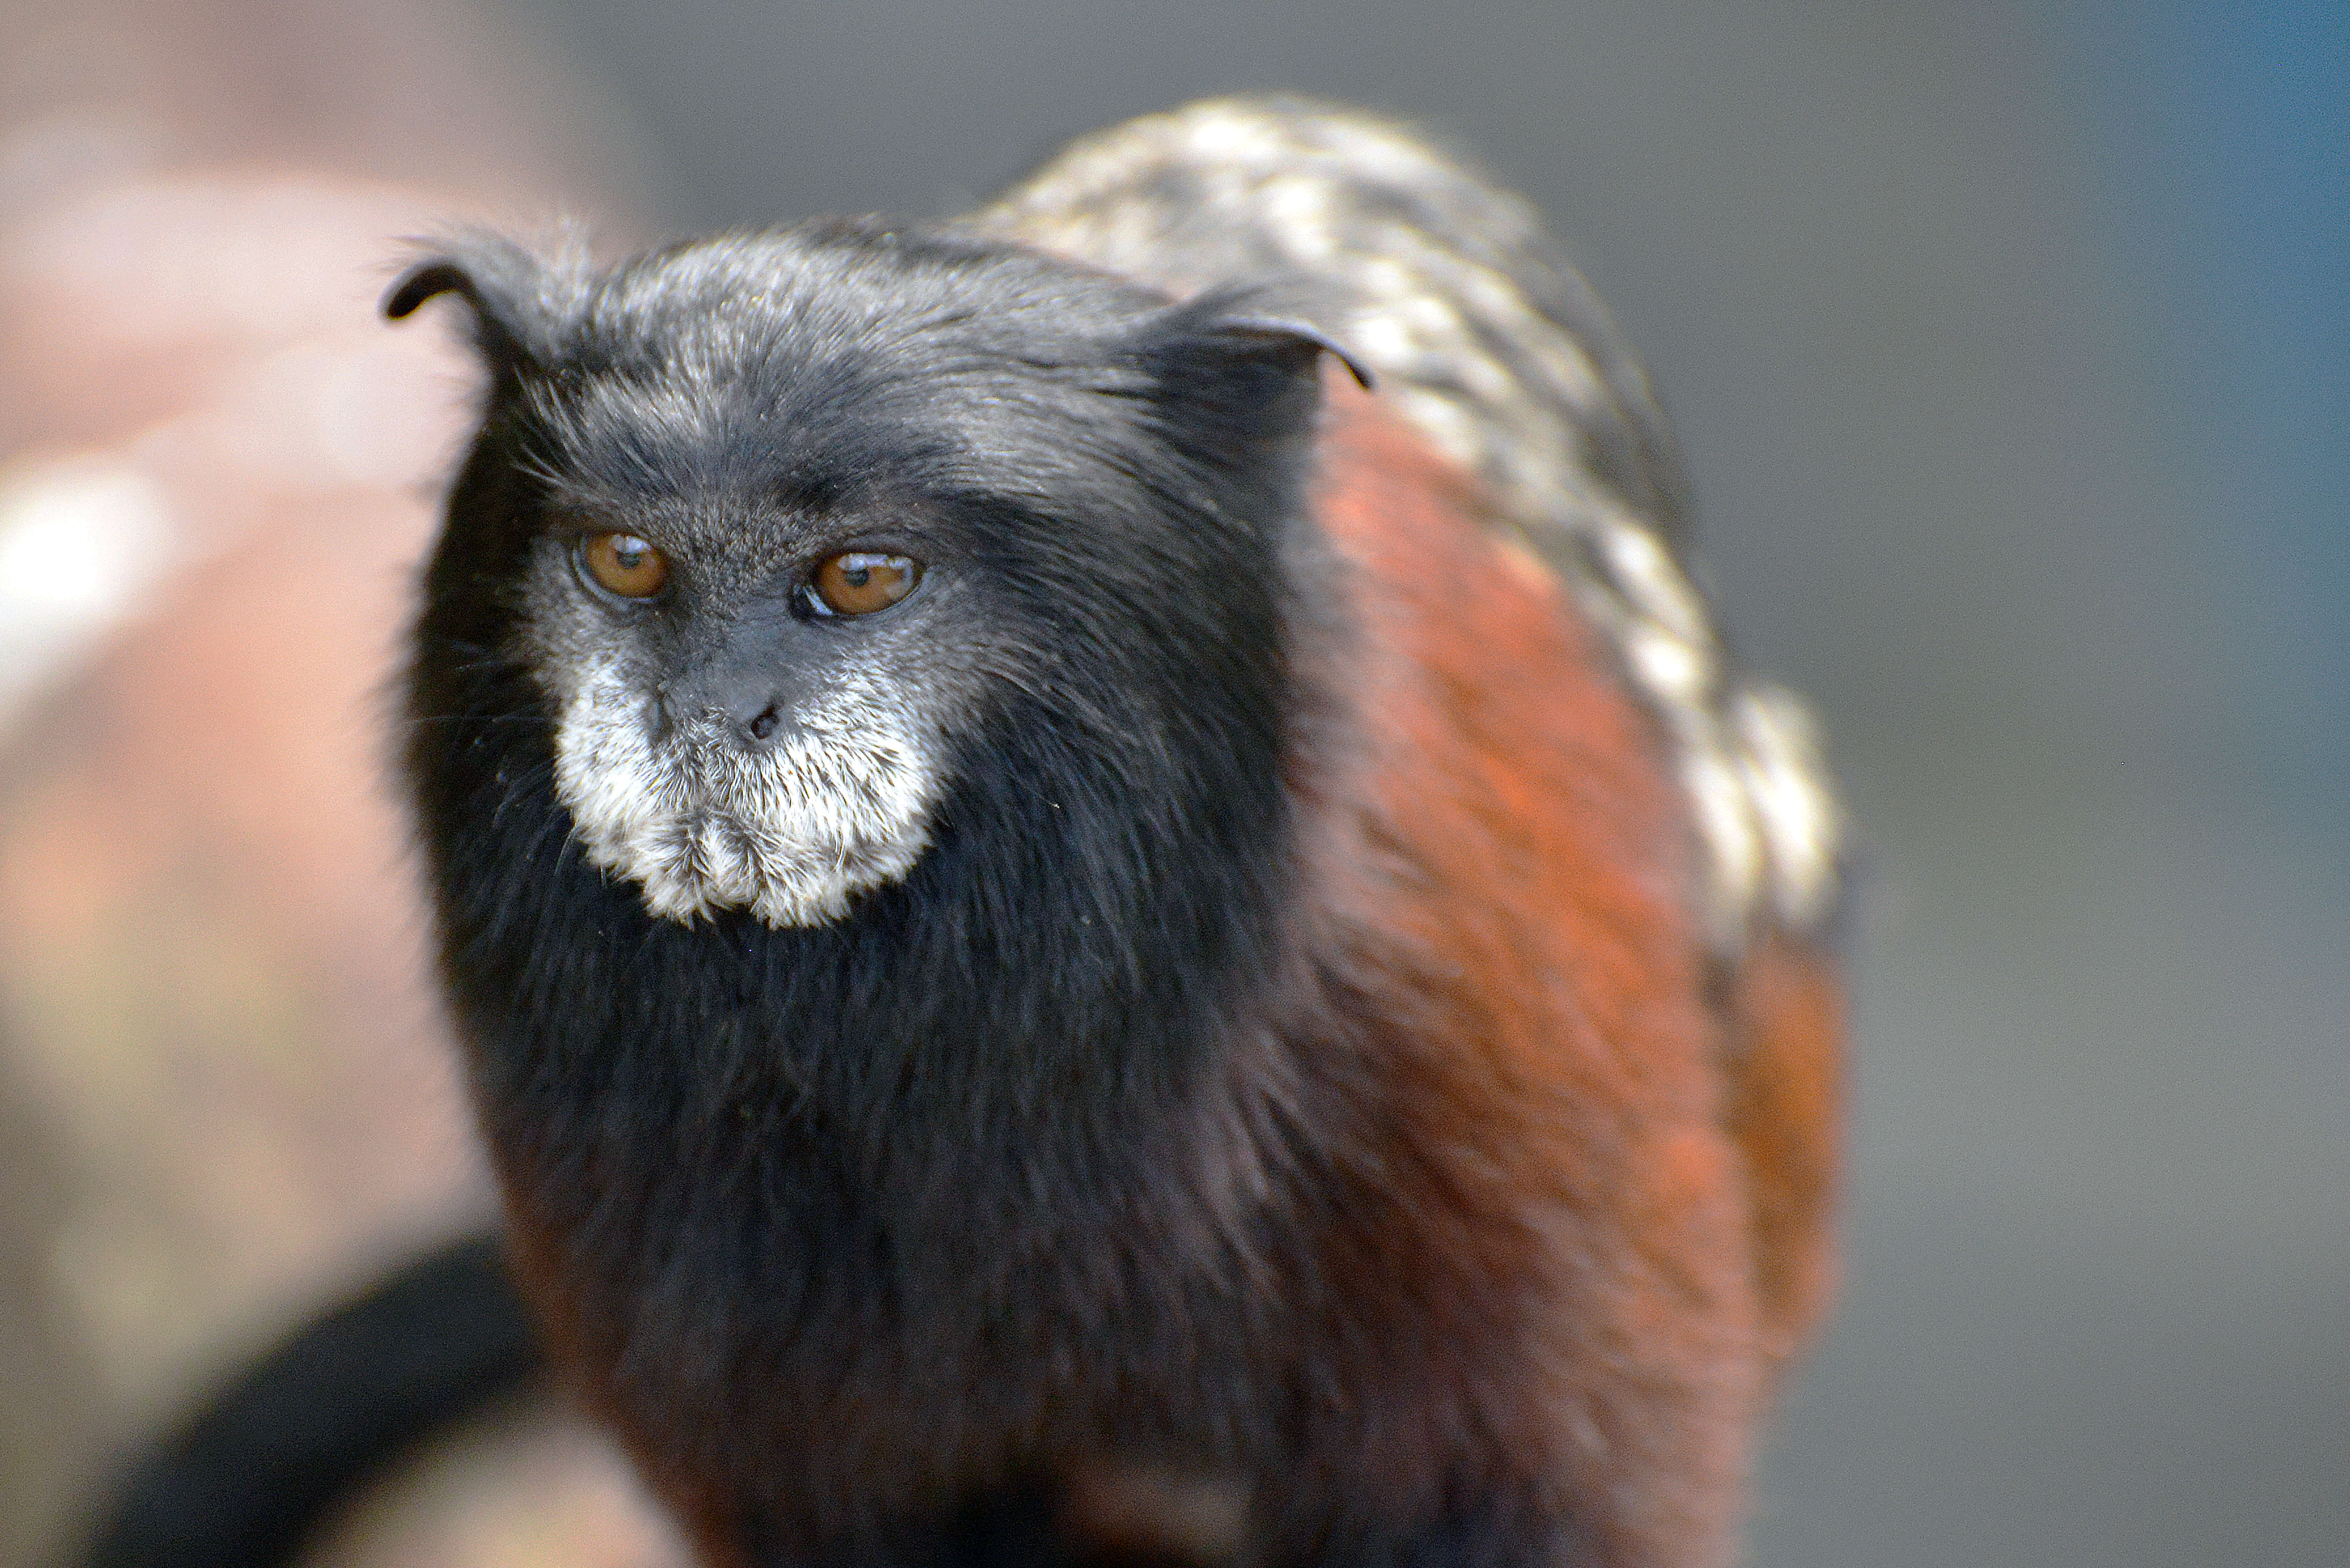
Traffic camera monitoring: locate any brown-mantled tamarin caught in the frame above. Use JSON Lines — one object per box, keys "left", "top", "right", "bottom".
{"left": 385, "top": 98, "right": 1845, "bottom": 1568}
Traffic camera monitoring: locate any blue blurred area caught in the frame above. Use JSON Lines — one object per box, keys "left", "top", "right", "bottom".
{"left": 2054, "top": 0, "right": 2348, "bottom": 785}
{"left": 496, "top": 1, "right": 2350, "bottom": 1560}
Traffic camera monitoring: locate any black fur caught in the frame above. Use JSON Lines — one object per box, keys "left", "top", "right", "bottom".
{"left": 393, "top": 221, "right": 1477, "bottom": 1564}
{"left": 75, "top": 1237, "right": 538, "bottom": 1568}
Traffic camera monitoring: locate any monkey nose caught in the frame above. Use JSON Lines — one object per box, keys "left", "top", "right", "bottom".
{"left": 659, "top": 612, "right": 808, "bottom": 750}
{"left": 705, "top": 695, "right": 797, "bottom": 751}
{"left": 656, "top": 682, "right": 800, "bottom": 752}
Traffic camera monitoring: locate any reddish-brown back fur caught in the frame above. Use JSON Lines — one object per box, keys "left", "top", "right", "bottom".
{"left": 1290, "top": 376, "right": 1841, "bottom": 1566}
{"left": 1722, "top": 934, "right": 1845, "bottom": 1368}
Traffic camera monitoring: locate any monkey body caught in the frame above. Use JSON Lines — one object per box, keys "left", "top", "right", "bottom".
{"left": 395, "top": 101, "right": 1842, "bottom": 1568}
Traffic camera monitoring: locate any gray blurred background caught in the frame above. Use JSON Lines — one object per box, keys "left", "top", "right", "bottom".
{"left": 2, "top": 1, "right": 2341, "bottom": 1565}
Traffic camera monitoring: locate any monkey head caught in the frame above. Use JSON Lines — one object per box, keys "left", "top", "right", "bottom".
{"left": 390, "top": 224, "right": 1359, "bottom": 932}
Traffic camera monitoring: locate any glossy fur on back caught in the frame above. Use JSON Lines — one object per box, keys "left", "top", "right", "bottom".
{"left": 390, "top": 99, "right": 1844, "bottom": 1568}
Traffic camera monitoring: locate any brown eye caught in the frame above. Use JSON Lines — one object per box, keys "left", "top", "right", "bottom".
{"left": 808, "top": 552, "right": 921, "bottom": 617}
{"left": 580, "top": 532, "right": 670, "bottom": 599}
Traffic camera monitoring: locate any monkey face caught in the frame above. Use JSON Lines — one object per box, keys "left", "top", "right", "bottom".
{"left": 516, "top": 505, "right": 952, "bottom": 928}
{"left": 500, "top": 353, "right": 1047, "bottom": 931}
{"left": 397, "top": 223, "right": 1347, "bottom": 932}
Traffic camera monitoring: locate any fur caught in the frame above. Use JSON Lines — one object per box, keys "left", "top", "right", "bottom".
{"left": 388, "top": 99, "right": 1845, "bottom": 1568}
{"left": 545, "top": 645, "right": 940, "bottom": 927}
{"left": 971, "top": 98, "right": 1843, "bottom": 944}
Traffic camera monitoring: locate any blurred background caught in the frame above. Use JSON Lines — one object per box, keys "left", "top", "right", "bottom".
{"left": 0, "top": 1, "right": 2340, "bottom": 1565}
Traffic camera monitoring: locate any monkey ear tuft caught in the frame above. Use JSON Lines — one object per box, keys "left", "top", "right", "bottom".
{"left": 381, "top": 261, "right": 476, "bottom": 321}
{"left": 1144, "top": 284, "right": 1373, "bottom": 396}
{"left": 1135, "top": 285, "right": 1374, "bottom": 463}
{"left": 383, "top": 233, "right": 571, "bottom": 373}
{"left": 1196, "top": 311, "right": 1374, "bottom": 392}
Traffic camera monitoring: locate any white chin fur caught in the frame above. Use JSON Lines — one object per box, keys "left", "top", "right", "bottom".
{"left": 551, "top": 660, "right": 939, "bottom": 928}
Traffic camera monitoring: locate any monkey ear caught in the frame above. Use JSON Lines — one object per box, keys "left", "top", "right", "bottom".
{"left": 1190, "top": 309, "right": 1374, "bottom": 392}
{"left": 1134, "top": 286, "right": 1373, "bottom": 466}
{"left": 383, "top": 233, "right": 570, "bottom": 373}
{"left": 1143, "top": 284, "right": 1373, "bottom": 396}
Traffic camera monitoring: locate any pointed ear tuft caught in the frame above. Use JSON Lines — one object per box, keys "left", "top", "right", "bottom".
{"left": 1135, "top": 286, "right": 1374, "bottom": 461}
{"left": 1203, "top": 312, "right": 1374, "bottom": 391}
{"left": 382, "top": 260, "right": 476, "bottom": 320}
{"left": 1149, "top": 283, "right": 1373, "bottom": 392}
{"left": 382, "top": 233, "right": 570, "bottom": 372}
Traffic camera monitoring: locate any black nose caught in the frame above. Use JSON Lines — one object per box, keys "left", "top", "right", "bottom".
{"left": 671, "top": 691, "right": 795, "bottom": 750}
{"left": 659, "top": 674, "right": 800, "bottom": 751}
{"left": 658, "top": 607, "right": 806, "bottom": 750}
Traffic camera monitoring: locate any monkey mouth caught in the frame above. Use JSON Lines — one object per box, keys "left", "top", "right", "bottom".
{"left": 635, "top": 806, "right": 789, "bottom": 921}
{"left": 550, "top": 669, "right": 942, "bottom": 928}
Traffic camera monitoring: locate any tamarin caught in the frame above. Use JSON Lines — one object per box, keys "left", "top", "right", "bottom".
{"left": 379, "top": 98, "right": 1845, "bottom": 1568}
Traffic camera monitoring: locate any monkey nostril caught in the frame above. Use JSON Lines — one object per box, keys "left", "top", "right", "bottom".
{"left": 747, "top": 705, "right": 781, "bottom": 743}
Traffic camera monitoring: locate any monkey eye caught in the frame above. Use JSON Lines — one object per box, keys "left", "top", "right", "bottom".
{"left": 805, "top": 552, "right": 922, "bottom": 617}
{"left": 579, "top": 532, "right": 671, "bottom": 599}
